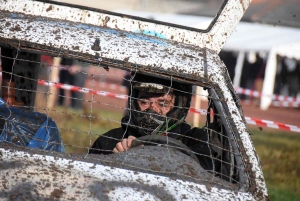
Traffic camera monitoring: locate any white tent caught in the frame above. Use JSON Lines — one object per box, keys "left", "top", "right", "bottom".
{"left": 261, "top": 42, "right": 300, "bottom": 110}
{"left": 275, "top": 43, "right": 300, "bottom": 60}
{"left": 223, "top": 23, "right": 300, "bottom": 52}
{"left": 204, "top": 21, "right": 300, "bottom": 110}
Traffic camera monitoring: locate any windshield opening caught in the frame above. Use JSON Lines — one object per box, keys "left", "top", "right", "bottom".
{"left": 0, "top": 47, "right": 243, "bottom": 187}
{"left": 55, "top": 0, "right": 226, "bottom": 31}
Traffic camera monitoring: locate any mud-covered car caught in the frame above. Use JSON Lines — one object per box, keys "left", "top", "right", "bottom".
{"left": 0, "top": 0, "right": 269, "bottom": 200}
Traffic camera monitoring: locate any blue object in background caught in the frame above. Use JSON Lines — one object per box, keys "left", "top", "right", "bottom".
{"left": 0, "top": 98, "right": 65, "bottom": 152}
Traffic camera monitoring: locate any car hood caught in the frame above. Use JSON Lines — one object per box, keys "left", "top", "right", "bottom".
{"left": 0, "top": 144, "right": 254, "bottom": 200}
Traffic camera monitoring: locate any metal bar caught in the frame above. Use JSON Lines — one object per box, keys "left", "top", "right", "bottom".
{"left": 0, "top": 0, "right": 251, "bottom": 53}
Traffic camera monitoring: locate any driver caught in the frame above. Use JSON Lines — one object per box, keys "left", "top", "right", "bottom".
{"left": 89, "top": 73, "right": 214, "bottom": 170}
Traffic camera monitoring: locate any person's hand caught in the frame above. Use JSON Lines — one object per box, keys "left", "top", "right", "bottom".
{"left": 113, "top": 135, "right": 136, "bottom": 153}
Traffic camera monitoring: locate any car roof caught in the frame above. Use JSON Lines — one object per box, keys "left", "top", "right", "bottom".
{"left": 0, "top": 0, "right": 252, "bottom": 89}
{"left": 0, "top": 0, "right": 250, "bottom": 65}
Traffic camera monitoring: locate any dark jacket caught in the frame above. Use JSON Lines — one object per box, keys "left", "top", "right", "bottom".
{"left": 89, "top": 116, "right": 213, "bottom": 170}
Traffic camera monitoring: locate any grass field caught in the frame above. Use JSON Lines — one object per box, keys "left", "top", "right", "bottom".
{"left": 250, "top": 127, "right": 300, "bottom": 201}
{"left": 53, "top": 107, "right": 300, "bottom": 200}
{"left": 49, "top": 107, "right": 123, "bottom": 153}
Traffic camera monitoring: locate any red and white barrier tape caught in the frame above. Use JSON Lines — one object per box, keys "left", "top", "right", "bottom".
{"left": 240, "top": 100, "right": 300, "bottom": 108}
{"left": 190, "top": 108, "right": 300, "bottom": 133}
{"left": 38, "top": 79, "right": 128, "bottom": 100}
{"left": 38, "top": 79, "right": 300, "bottom": 133}
{"left": 188, "top": 108, "right": 208, "bottom": 116}
{"left": 234, "top": 87, "right": 300, "bottom": 103}
{"left": 245, "top": 117, "right": 300, "bottom": 133}
{"left": 95, "top": 82, "right": 300, "bottom": 108}
{"left": 271, "top": 101, "right": 300, "bottom": 108}
{"left": 93, "top": 80, "right": 300, "bottom": 108}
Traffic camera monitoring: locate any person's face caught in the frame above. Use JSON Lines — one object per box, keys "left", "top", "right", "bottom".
{"left": 137, "top": 91, "right": 175, "bottom": 116}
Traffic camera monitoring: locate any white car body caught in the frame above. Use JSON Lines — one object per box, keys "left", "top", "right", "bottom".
{"left": 0, "top": 0, "right": 269, "bottom": 200}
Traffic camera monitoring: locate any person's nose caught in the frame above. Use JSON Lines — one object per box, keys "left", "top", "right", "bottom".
{"left": 144, "top": 100, "right": 155, "bottom": 110}
{"left": 146, "top": 101, "right": 155, "bottom": 109}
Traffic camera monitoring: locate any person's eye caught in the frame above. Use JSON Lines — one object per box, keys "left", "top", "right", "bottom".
{"left": 159, "top": 101, "right": 167, "bottom": 107}
{"left": 140, "top": 99, "right": 149, "bottom": 105}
